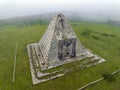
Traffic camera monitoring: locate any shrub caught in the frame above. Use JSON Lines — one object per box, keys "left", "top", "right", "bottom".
{"left": 102, "top": 72, "right": 116, "bottom": 82}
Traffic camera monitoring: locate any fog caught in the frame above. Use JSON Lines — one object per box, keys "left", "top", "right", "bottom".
{"left": 0, "top": 0, "right": 120, "bottom": 21}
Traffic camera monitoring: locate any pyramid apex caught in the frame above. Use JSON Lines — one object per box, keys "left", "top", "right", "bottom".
{"left": 57, "top": 13, "right": 64, "bottom": 17}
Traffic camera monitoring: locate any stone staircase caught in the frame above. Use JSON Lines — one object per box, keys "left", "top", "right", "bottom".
{"left": 39, "top": 16, "right": 57, "bottom": 61}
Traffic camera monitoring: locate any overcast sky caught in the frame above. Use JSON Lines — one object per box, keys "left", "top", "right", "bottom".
{"left": 0, "top": 0, "right": 120, "bottom": 20}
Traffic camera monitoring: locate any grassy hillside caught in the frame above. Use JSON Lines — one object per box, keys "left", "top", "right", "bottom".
{"left": 0, "top": 22, "right": 120, "bottom": 90}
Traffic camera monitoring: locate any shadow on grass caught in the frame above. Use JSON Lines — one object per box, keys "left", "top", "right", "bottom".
{"left": 94, "top": 32, "right": 116, "bottom": 37}
{"left": 81, "top": 28, "right": 92, "bottom": 36}
{"left": 92, "top": 35, "right": 102, "bottom": 40}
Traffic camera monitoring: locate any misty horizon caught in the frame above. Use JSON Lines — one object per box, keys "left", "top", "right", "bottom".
{"left": 0, "top": 0, "right": 120, "bottom": 21}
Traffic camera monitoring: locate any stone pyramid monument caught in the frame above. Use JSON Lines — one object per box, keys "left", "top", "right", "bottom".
{"left": 27, "top": 13, "right": 105, "bottom": 84}
{"left": 38, "top": 13, "right": 88, "bottom": 68}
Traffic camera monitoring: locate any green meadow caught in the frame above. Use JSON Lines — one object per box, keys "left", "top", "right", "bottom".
{"left": 0, "top": 22, "right": 120, "bottom": 90}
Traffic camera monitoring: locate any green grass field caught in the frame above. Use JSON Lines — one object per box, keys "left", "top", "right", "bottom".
{"left": 0, "top": 22, "right": 120, "bottom": 90}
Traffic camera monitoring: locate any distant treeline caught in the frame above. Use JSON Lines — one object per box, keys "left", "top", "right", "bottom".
{"left": 1, "top": 17, "right": 120, "bottom": 27}
{"left": 106, "top": 20, "right": 120, "bottom": 26}
{"left": 0, "top": 19, "right": 49, "bottom": 27}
